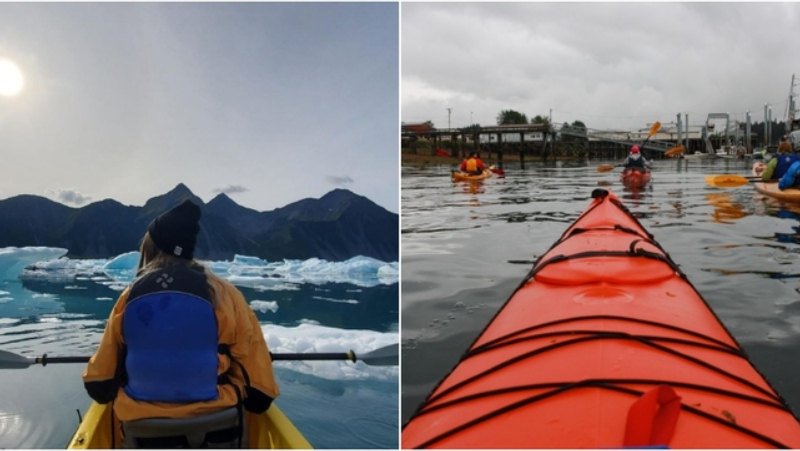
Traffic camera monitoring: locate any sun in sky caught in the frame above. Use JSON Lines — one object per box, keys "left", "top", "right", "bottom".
{"left": 0, "top": 59, "right": 24, "bottom": 97}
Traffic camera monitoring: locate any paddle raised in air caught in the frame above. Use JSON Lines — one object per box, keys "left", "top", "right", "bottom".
{"left": 598, "top": 121, "right": 661, "bottom": 172}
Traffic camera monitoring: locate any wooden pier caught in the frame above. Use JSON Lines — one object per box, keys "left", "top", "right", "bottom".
{"left": 401, "top": 122, "right": 758, "bottom": 166}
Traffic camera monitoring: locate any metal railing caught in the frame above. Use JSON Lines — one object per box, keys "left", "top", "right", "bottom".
{"left": 556, "top": 124, "right": 675, "bottom": 153}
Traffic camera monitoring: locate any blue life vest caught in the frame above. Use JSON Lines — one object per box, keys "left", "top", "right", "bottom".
{"left": 122, "top": 266, "right": 219, "bottom": 403}
{"left": 773, "top": 154, "right": 799, "bottom": 179}
{"left": 779, "top": 161, "right": 800, "bottom": 191}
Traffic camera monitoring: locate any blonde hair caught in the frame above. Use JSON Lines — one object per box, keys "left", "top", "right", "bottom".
{"left": 136, "top": 232, "right": 221, "bottom": 304}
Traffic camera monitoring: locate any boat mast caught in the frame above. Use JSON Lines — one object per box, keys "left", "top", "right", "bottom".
{"left": 789, "top": 74, "right": 799, "bottom": 131}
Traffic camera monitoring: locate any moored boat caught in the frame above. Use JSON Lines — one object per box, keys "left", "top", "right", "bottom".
{"left": 620, "top": 168, "right": 651, "bottom": 188}
{"left": 68, "top": 401, "right": 313, "bottom": 449}
{"left": 402, "top": 188, "right": 800, "bottom": 448}
{"left": 752, "top": 162, "right": 800, "bottom": 203}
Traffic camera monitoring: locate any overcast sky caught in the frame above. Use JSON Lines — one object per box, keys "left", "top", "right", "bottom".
{"left": 402, "top": 2, "right": 800, "bottom": 133}
{"left": 0, "top": 3, "right": 398, "bottom": 213}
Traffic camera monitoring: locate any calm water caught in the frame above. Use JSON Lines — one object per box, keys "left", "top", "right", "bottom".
{"left": 401, "top": 156, "right": 800, "bottom": 425}
{"left": 0, "top": 254, "right": 399, "bottom": 449}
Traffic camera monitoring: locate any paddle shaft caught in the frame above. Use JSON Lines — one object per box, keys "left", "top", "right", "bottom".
{"left": 35, "top": 356, "right": 89, "bottom": 365}
{"left": 638, "top": 121, "right": 661, "bottom": 152}
{"left": 1, "top": 344, "right": 398, "bottom": 369}
{"left": 271, "top": 352, "right": 355, "bottom": 362}
{"left": 30, "top": 353, "right": 357, "bottom": 365}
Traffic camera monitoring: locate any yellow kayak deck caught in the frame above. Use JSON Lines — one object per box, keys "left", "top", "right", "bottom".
{"left": 68, "top": 402, "right": 312, "bottom": 449}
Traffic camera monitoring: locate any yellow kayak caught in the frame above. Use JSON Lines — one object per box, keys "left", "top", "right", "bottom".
{"left": 451, "top": 169, "right": 492, "bottom": 182}
{"left": 68, "top": 401, "right": 312, "bottom": 449}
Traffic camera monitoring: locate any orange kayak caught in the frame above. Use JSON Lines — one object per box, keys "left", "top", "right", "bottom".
{"left": 620, "top": 168, "right": 651, "bottom": 188}
{"left": 402, "top": 188, "right": 800, "bottom": 449}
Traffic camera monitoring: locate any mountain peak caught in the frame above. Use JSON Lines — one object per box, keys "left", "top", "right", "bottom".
{"left": 209, "top": 192, "right": 235, "bottom": 205}
{"left": 167, "top": 183, "right": 194, "bottom": 198}
{"left": 140, "top": 183, "right": 204, "bottom": 217}
{"left": 208, "top": 192, "right": 245, "bottom": 211}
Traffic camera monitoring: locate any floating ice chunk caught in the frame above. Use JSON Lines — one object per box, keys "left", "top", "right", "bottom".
{"left": 233, "top": 255, "right": 269, "bottom": 267}
{"left": 312, "top": 296, "right": 359, "bottom": 304}
{"left": 0, "top": 247, "right": 68, "bottom": 280}
{"left": 250, "top": 300, "right": 278, "bottom": 313}
{"left": 262, "top": 322, "right": 397, "bottom": 381}
{"left": 104, "top": 251, "right": 139, "bottom": 271}
{"left": 102, "top": 251, "right": 139, "bottom": 282}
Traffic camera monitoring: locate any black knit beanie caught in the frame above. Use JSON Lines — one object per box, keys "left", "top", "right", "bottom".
{"left": 147, "top": 199, "right": 201, "bottom": 260}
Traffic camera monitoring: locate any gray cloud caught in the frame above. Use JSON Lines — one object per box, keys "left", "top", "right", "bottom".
{"left": 402, "top": 3, "right": 800, "bottom": 132}
{"left": 213, "top": 185, "right": 249, "bottom": 195}
{"left": 0, "top": 3, "right": 398, "bottom": 214}
{"left": 47, "top": 188, "right": 92, "bottom": 206}
{"left": 326, "top": 175, "right": 354, "bottom": 188}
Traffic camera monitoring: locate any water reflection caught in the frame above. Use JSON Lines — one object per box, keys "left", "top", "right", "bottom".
{"left": 706, "top": 192, "right": 748, "bottom": 224}
{"left": 17, "top": 277, "right": 399, "bottom": 331}
{"left": 754, "top": 195, "right": 800, "bottom": 244}
{"left": 454, "top": 180, "right": 486, "bottom": 195}
{"left": 622, "top": 185, "right": 654, "bottom": 217}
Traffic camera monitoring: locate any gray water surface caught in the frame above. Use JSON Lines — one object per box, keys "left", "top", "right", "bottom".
{"left": 401, "top": 157, "right": 800, "bottom": 424}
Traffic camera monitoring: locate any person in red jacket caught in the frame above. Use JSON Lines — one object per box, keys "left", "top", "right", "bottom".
{"left": 460, "top": 152, "right": 486, "bottom": 175}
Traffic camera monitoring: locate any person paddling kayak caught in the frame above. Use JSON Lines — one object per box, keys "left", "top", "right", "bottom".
{"left": 459, "top": 152, "right": 486, "bottom": 176}
{"left": 762, "top": 137, "right": 797, "bottom": 181}
{"left": 615, "top": 145, "right": 652, "bottom": 171}
{"left": 82, "top": 200, "right": 279, "bottom": 448}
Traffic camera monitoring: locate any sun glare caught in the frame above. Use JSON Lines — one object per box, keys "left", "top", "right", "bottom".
{"left": 0, "top": 59, "right": 24, "bottom": 97}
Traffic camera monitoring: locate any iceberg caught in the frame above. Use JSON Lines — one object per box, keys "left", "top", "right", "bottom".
{"left": 0, "top": 247, "right": 67, "bottom": 281}
{"left": 5, "top": 247, "right": 397, "bottom": 289}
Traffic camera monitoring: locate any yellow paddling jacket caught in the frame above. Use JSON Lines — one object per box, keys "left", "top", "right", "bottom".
{"left": 83, "top": 270, "right": 280, "bottom": 422}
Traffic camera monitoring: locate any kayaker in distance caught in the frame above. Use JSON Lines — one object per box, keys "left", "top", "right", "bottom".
{"left": 761, "top": 136, "right": 796, "bottom": 181}
{"left": 460, "top": 152, "right": 486, "bottom": 175}
{"left": 82, "top": 199, "right": 279, "bottom": 448}
{"left": 615, "top": 145, "right": 652, "bottom": 171}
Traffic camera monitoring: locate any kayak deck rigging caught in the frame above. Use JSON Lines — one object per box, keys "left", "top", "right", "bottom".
{"left": 403, "top": 189, "right": 800, "bottom": 449}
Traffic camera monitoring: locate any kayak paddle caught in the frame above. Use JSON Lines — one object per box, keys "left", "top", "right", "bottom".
{"left": 0, "top": 343, "right": 399, "bottom": 369}
{"left": 704, "top": 174, "right": 774, "bottom": 188}
{"left": 488, "top": 165, "right": 505, "bottom": 177}
{"left": 665, "top": 145, "right": 686, "bottom": 157}
{"left": 639, "top": 121, "right": 661, "bottom": 151}
{"left": 597, "top": 121, "right": 662, "bottom": 173}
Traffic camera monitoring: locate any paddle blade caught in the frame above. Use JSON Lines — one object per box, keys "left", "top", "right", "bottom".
{"left": 665, "top": 145, "right": 685, "bottom": 157}
{"left": 705, "top": 174, "right": 751, "bottom": 188}
{"left": 356, "top": 344, "right": 398, "bottom": 366}
{"left": 0, "top": 350, "right": 34, "bottom": 369}
{"left": 434, "top": 149, "right": 449, "bottom": 157}
{"left": 598, "top": 165, "right": 615, "bottom": 173}
{"left": 649, "top": 121, "right": 661, "bottom": 136}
